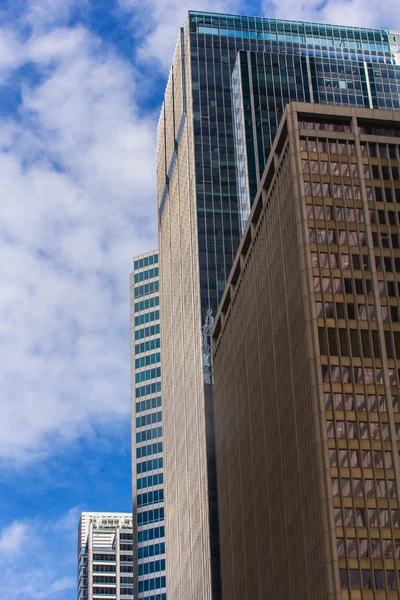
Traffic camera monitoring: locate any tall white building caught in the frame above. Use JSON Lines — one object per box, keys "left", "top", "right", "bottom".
{"left": 78, "top": 512, "right": 134, "bottom": 600}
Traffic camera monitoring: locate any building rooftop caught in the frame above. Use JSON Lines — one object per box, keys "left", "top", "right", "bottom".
{"left": 212, "top": 101, "right": 400, "bottom": 348}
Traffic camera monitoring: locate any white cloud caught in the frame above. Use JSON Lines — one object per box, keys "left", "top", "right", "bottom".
{"left": 0, "top": 21, "right": 157, "bottom": 464}
{"left": 0, "top": 521, "right": 30, "bottom": 557}
{"left": 0, "top": 509, "right": 78, "bottom": 600}
{"left": 262, "top": 0, "right": 400, "bottom": 30}
{"left": 23, "top": 0, "right": 86, "bottom": 29}
{"left": 3, "top": 0, "right": 399, "bottom": 470}
{"left": 0, "top": 29, "right": 25, "bottom": 83}
{"left": 118, "top": 0, "right": 245, "bottom": 71}
{"left": 27, "top": 25, "right": 89, "bottom": 63}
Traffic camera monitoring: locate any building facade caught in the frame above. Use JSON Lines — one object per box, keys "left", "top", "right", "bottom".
{"left": 78, "top": 512, "right": 133, "bottom": 600}
{"left": 157, "top": 11, "right": 400, "bottom": 599}
{"left": 130, "top": 251, "right": 166, "bottom": 600}
{"left": 212, "top": 103, "right": 400, "bottom": 598}
{"left": 232, "top": 47, "right": 400, "bottom": 230}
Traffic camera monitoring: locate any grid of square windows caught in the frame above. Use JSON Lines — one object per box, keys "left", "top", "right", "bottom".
{"left": 303, "top": 126, "right": 400, "bottom": 593}
{"left": 232, "top": 35, "right": 400, "bottom": 229}
{"left": 132, "top": 253, "right": 165, "bottom": 600}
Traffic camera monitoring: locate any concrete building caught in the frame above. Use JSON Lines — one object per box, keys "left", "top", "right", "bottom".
{"left": 212, "top": 103, "right": 400, "bottom": 598}
{"left": 157, "top": 11, "right": 400, "bottom": 599}
{"left": 130, "top": 250, "right": 166, "bottom": 600}
{"left": 78, "top": 512, "right": 133, "bottom": 600}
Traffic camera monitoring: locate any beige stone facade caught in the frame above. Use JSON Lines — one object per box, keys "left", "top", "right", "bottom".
{"left": 157, "top": 22, "right": 215, "bottom": 600}
{"left": 212, "top": 103, "right": 400, "bottom": 599}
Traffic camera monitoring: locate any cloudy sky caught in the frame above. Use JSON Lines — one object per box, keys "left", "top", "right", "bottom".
{"left": 1, "top": 0, "right": 400, "bottom": 597}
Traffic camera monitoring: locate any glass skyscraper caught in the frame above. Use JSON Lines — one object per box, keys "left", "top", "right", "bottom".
{"left": 156, "top": 11, "right": 400, "bottom": 599}
{"left": 130, "top": 251, "right": 166, "bottom": 600}
{"left": 233, "top": 47, "right": 400, "bottom": 230}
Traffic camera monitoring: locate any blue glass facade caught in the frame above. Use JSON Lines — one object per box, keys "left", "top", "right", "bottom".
{"left": 131, "top": 251, "right": 166, "bottom": 600}
{"left": 233, "top": 48, "right": 400, "bottom": 229}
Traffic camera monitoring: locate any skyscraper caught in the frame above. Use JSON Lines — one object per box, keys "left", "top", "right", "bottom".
{"left": 212, "top": 102, "right": 400, "bottom": 598}
{"left": 232, "top": 46, "right": 400, "bottom": 230}
{"left": 130, "top": 251, "right": 166, "bottom": 600}
{"left": 78, "top": 512, "right": 133, "bottom": 600}
{"left": 157, "top": 11, "right": 400, "bottom": 598}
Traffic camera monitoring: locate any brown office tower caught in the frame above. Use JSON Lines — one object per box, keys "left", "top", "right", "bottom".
{"left": 212, "top": 102, "right": 400, "bottom": 599}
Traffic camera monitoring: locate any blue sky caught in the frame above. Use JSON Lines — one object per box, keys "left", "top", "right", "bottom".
{"left": 0, "top": 0, "right": 399, "bottom": 598}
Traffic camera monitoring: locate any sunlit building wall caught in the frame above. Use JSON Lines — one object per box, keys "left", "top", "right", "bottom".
{"left": 78, "top": 512, "right": 133, "bottom": 600}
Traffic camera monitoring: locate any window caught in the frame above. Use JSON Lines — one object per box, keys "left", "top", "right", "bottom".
{"left": 137, "top": 457, "right": 163, "bottom": 475}
{"left": 362, "top": 570, "right": 372, "bottom": 589}
{"left": 134, "top": 281, "right": 159, "bottom": 299}
{"left": 134, "top": 267, "right": 159, "bottom": 284}
{"left": 136, "top": 396, "right": 162, "bottom": 414}
{"left": 134, "top": 295, "right": 159, "bottom": 313}
{"left": 93, "top": 554, "right": 115, "bottom": 562}
{"left": 134, "top": 310, "right": 160, "bottom": 327}
{"left": 137, "top": 472, "right": 164, "bottom": 491}
{"left": 135, "top": 338, "right": 161, "bottom": 356}
{"left": 136, "top": 441, "right": 163, "bottom": 460}
{"left": 134, "top": 254, "right": 158, "bottom": 270}
{"left": 135, "top": 368, "right": 162, "bottom": 384}
{"left": 138, "top": 542, "right": 165, "bottom": 559}
{"left": 138, "top": 558, "right": 166, "bottom": 576}
{"left": 138, "top": 525, "right": 165, "bottom": 543}
{"left": 138, "top": 576, "right": 166, "bottom": 593}
{"left": 375, "top": 571, "right": 384, "bottom": 589}
{"left": 135, "top": 324, "right": 160, "bottom": 341}
{"left": 299, "top": 118, "right": 351, "bottom": 132}
{"left": 137, "top": 488, "right": 164, "bottom": 507}
{"left": 135, "top": 382, "right": 162, "bottom": 399}
{"left": 349, "top": 570, "right": 360, "bottom": 589}
{"left": 93, "top": 576, "right": 116, "bottom": 584}
{"left": 93, "top": 588, "right": 117, "bottom": 596}
{"left": 135, "top": 353, "right": 161, "bottom": 370}
{"left": 339, "top": 569, "right": 347, "bottom": 588}
{"left": 137, "top": 507, "right": 165, "bottom": 526}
